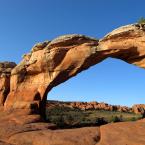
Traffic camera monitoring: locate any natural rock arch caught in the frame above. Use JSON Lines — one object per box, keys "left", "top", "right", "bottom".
{"left": 3, "top": 24, "right": 145, "bottom": 119}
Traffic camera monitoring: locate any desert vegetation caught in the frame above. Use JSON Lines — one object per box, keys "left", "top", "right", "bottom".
{"left": 138, "top": 17, "right": 145, "bottom": 24}
{"left": 46, "top": 106, "right": 142, "bottom": 129}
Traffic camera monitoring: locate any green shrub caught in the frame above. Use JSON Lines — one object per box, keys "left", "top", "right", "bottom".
{"left": 137, "top": 17, "right": 145, "bottom": 24}
{"left": 63, "top": 113, "right": 83, "bottom": 126}
{"left": 128, "top": 115, "right": 143, "bottom": 122}
{"left": 96, "top": 117, "right": 108, "bottom": 125}
{"left": 111, "top": 116, "right": 123, "bottom": 123}
{"left": 130, "top": 117, "right": 137, "bottom": 121}
{"left": 49, "top": 115, "right": 65, "bottom": 127}
{"left": 46, "top": 106, "right": 85, "bottom": 128}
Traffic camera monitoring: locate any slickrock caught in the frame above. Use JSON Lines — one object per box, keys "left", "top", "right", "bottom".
{"left": 98, "top": 121, "right": 145, "bottom": 145}
{"left": 8, "top": 127, "right": 100, "bottom": 145}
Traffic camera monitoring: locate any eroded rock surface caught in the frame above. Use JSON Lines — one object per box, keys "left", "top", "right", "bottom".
{"left": 0, "top": 23, "right": 145, "bottom": 145}
{"left": 98, "top": 121, "right": 145, "bottom": 145}
{"left": 4, "top": 24, "right": 145, "bottom": 118}
{"left": 0, "top": 62, "right": 16, "bottom": 105}
{"left": 4, "top": 34, "right": 99, "bottom": 117}
{"left": 132, "top": 104, "right": 145, "bottom": 115}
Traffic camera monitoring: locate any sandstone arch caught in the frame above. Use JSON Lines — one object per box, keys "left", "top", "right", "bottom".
{"left": 3, "top": 23, "right": 145, "bottom": 119}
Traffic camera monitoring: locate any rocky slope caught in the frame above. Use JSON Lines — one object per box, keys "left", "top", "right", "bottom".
{"left": 0, "top": 23, "right": 145, "bottom": 144}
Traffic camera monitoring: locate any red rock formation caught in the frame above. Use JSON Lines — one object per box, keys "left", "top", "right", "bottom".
{"left": 0, "top": 23, "right": 145, "bottom": 145}
{"left": 4, "top": 35, "right": 99, "bottom": 117}
{"left": 98, "top": 121, "right": 145, "bottom": 145}
{"left": 4, "top": 23, "right": 145, "bottom": 120}
{"left": 0, "top": 62, "right": 16, "bottom": 105}
{"left": 132, "top": 104, "right": 145, "bottom": 115}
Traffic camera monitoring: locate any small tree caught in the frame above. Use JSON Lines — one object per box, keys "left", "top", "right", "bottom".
{"left": 138, "top": 17, "right": 145, "bottom": 24}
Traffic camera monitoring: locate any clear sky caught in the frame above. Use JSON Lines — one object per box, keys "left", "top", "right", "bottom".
{"left": 0, "top": 0, "right": 145, "bottom": 106}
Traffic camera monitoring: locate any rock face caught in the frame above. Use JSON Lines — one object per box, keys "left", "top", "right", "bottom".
{"left": 0, "top": 62, "right": 16, "bottom": 105}
{"left": 0, "top": 23, "right": 145, "bottom": 144}
{"left": 4, "top": 34, "right": 99, "bottom": 117}
{"left": 70, "top": 101, "right": 132, "bottom": 112}
{"left": 132, "top": 104, "right": 145, "bottom": 115}
{"left": 4, "top": 24, "right": 145, "bottom": 119}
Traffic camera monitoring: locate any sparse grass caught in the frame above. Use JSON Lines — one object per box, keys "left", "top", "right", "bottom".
{"left": 85, "top": 110, "right": 142, "bottom": 122}
{"left": 46, "top": 106, "right": 142, "bottom": 129}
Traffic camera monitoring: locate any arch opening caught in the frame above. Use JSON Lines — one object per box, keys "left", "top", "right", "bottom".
{"left": 43, "top": 58, "right": 145, "bottom": 126}
{"left": 47, "top": 58, "right": 145, "bottom": 106}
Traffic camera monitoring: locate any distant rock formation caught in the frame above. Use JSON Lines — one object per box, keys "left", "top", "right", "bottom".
{"left": 46, "top": 100, "right": 132, "bottom": 113}
{"left": 3, "top": 23, "right": 145, "bottom": 120}
{"left": 132, "top": 104, "right": 145, "bottom": 115}
{"left": 47, "top": 100, "right": 145, "bottom": 115}
{"left": 70, "top": 101, "right": 132, "bottom": 112}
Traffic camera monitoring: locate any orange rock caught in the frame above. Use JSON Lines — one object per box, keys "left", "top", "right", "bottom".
{"left": 98, "top": 121, "right": 145, "bottom": 145}
{"left": 4, "top": 25, "right": 145, "bottom": 119}
{"left": 0, "top": 62, "right": 16, "bottom": 105}
{"left": 0, "top": 24, "right": 145, "bottom": 144}
{"left": 132, "top": 104, "right": 145, "bottom": 114}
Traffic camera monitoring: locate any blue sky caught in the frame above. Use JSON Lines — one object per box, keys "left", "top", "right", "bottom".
{"left": 0, "top": 0, "right": 145, "bottom": 106}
